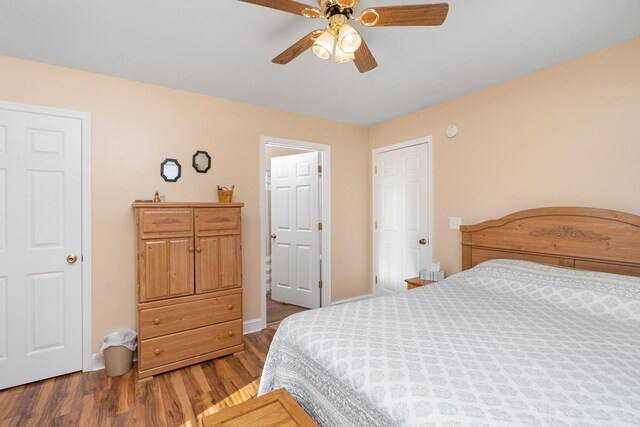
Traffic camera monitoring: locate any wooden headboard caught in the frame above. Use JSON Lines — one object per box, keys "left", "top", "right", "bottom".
{"left": 461, "top": 207, "right": 640, "bottom": 277}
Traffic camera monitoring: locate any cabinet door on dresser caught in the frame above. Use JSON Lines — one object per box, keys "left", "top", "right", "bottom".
{"left": 219, "top": 235, "right": 242, "bottom": 288}
{"left": 140, "top": 238, "right": 195, "bottom": 302}
{"left": 197, "top": 235, "right": 242, "bottom": 293}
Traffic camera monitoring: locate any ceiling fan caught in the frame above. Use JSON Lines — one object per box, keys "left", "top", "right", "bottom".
{"left": 239, "top": 0, "right": 449, "bottom": 73}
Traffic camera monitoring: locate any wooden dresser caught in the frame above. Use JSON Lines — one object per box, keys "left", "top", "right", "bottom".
{"left": 132, "top": 202, "right": 245, "bottom": 380}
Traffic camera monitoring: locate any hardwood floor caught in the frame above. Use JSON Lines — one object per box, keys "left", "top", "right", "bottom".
{"left": 0, "top": 324, "right": 278, "bottom": 427}
{"left": 266, "top": 292, "right": 308, "bottom": 324}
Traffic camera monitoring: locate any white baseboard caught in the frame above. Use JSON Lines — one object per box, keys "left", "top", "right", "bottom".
{"left": 243, "top": 318, "right": 265, "bottom": 334}
{"left": 332, "top": 293, "right": 373, "bottom": 305}
{"left": 91, "top": 353, "right": 105, "bottom": 371}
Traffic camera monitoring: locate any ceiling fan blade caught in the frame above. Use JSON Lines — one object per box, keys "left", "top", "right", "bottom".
{"left": 238, "top": 0, "right": 319, "bottom": 16}
{"left": 370, "top": 3, "right": 449, "bottom": 26}
{"left": 273, "top": 31, "right": 322, "bottom": 64}
{"left": 353, "top": 40, "right": 378, "bottom": 73}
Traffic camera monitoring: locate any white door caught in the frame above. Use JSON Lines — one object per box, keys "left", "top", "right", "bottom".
{"left": 373, "top": 143, "right": 430, "bottom": 295}
{"left": 270, "top": 152, "right": 320, "bottom": 309}
{"left": 0, "top": 107, "right": 83, "bottom": 389}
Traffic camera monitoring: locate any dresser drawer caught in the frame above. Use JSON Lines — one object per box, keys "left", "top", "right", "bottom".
{"left": 139, "top": 294, "right": 241, "bottom": 339}
{"left": 140, "top": 209, "right": 193, "bottom": 237}
{"left": 196, "top": 208, "right": 240, "bottom": 234}
{"left": 139, "top": 320, "right": 242, "bottom": 371}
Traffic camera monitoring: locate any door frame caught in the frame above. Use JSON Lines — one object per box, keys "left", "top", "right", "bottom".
{"left": 258, "top": 136, "right": 331, "bottom": 330}
{"left": 372, "top": 136, "right": 433, "bottom": 296}
{"left": 0, "top": 100, "right": 93, "bottom": 372}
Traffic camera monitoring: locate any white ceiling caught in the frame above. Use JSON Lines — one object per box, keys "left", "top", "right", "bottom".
{"left": 0, "top": 1, "right": 638, "bottom": 126}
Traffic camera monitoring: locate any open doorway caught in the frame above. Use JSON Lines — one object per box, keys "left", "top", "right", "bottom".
{"left": 259, "top": 137, "right": 332, "bottom": 328}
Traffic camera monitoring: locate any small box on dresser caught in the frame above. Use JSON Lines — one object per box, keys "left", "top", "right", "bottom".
{"left": 132, "top": 202, "right": 245, "bottom": 380}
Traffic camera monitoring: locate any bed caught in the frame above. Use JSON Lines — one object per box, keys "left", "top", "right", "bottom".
{"left": 259, "top": 207, "right": 640, "bottom": 426}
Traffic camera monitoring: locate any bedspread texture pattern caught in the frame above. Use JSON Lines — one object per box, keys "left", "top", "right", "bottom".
{"left": 259, "top": 260, "right": 640, "bottom": 426}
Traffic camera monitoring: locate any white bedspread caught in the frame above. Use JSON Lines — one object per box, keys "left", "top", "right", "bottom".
{"left": 259, "top": 260, "right": 640, "bottom": 426}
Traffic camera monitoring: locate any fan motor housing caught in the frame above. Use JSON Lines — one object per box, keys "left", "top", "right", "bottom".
{"left": 318, "top": 0, "right": 359, "bottom": 15}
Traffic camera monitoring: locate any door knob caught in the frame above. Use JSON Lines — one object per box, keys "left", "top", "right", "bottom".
{"left": 66, "top": 254, "right": 78, "bottom": 264}
{"left": 270, "top": 234, "right": 277, "bottom": 239}
{"left": 419, "top": 238, "right": 428, "bottom": 245}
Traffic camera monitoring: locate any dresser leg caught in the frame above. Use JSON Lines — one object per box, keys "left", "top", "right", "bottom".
{"left": 138, "top": 375, "right": 154, "bottom": 384}
{"left": 233, "top": 351, "right": 245, "bottom": 357}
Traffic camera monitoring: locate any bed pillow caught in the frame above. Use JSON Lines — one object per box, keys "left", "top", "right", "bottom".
{"left": 459, "top": 259, "right": 640, "bottom": 322}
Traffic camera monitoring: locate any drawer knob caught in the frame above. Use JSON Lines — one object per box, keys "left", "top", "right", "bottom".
{"left": 153, "top": 318, "right": 161, "bottom": 325}
{"left": 196, "top": 247, "right": 202, "bottom": 253}
{"left": 154, "top": 348, "right": 161, "bottom": 355}
{"left": 228, "top": 331, "right": 234, "bottom": 337}
{"left": 227, "top": 304, "right": 234, "bottom": 310}
{"left": 188, "top": 247, "right": 194, "bottom": 253}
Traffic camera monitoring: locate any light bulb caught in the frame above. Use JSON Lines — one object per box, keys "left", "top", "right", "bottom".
{"left": 338, "top": 23, "right": 362, "bottom": 54}
{"left": 335, "top": 44, "right": 355, "bottom": 63}
{"left": 312, "top": 30, "right": 335, "bottom": 60}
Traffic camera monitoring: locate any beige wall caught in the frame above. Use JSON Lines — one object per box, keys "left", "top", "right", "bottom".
{"left": 0, "top": 55, "right": 370, "bottom": 352}
{"left": 2, "top": 37, "right": 637, "bottom": 353}
{"left": 369, "top": 38, "right": 640, "bottom": 277}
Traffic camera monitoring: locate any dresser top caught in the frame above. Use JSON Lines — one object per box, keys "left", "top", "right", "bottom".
{"left": 132, "top": 202, "right": 244, "bottom": 208}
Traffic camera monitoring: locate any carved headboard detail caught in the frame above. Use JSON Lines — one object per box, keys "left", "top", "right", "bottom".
{"left": 461, "top": 207, "right": 640, "bottom": 277}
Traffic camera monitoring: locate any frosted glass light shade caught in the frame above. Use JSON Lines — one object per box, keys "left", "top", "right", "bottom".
{"left": 338, "top": 23, "right": 362, "bottom": 54}
{"left": 312, "top": 30, "right": 335, "bottom": 60}
{"left": 334, "top": 44, "right": 355, "bottom": 63}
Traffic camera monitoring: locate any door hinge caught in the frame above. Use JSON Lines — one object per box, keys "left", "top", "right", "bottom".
{"left": 318, "top": 165, "right": 322, "bottom": 173}
{"left": 318, "top": 222, "right": 323, "bottom": 231}
{"left": 136, "top": 217, "right": 139, "bottom": 225}
{"left": 375, "top": 275, "right": 378, "bottom": 284}
{"left": 374, "top": 220, "right": 378, "bottom": 230}
{"left": 374, "top": 166, "right": 378, "bottom": 175}
{"left": 318, "top": 280, "right": 323, "bottom": 289}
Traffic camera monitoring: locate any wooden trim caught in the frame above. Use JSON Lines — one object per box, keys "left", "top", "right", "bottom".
{"left": 461, "top": 207, "right": 640, "bottom": 277}
{"left": 461, "top": 207, "right": 640, "bottom": 232}
{"left": 132, "top": 202, "right": 244, "bottom": 208}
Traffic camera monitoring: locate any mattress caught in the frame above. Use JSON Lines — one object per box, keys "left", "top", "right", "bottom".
{"left": 259, "top": 259, "right": 640, "bottom": 426}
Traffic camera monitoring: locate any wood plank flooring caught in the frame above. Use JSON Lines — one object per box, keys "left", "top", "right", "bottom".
{"left": 0, "top": 324, "right": 278, "bottom": 427}
{"left": 266, "top": 292, "right": 308, "bottom": 324}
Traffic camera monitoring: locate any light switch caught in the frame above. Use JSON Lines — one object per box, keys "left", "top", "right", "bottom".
{"left": 449, "top": 216, "right": 462, "bottom": 230}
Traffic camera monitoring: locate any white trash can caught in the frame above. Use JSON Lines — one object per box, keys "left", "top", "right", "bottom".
{"left": 100, "top": 329, "right": 137, "bottom": 377}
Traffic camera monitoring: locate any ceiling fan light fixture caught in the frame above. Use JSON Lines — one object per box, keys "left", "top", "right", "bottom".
{"left": 311, "top": 29, "right": 335, "bottom": 60}
{"left": 334, "top": 44, "right": 355, "bottom": 63}
{"left": 337, "top": 23, "right": 362, "bottom": 53}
